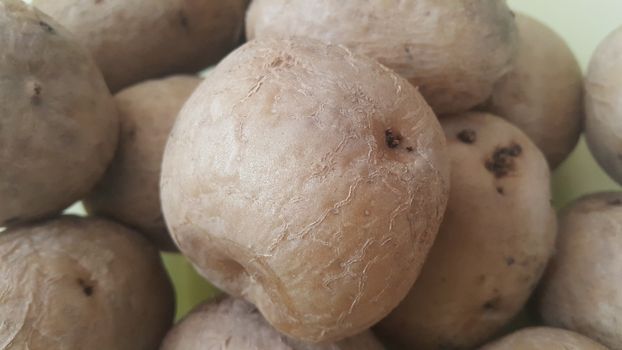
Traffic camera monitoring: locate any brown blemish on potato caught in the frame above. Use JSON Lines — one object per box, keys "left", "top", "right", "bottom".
{"left": 178, "top": 11, "right": 190, "bottom": 30}
{"left": 457, "top": 129, "right": 476, "bottom": 144}
{"left": 483, "top": 296, "right": 501, "bottom": 311}
{"left": 608, "top": 198, "right": 622, "bottom": 206}
{"left": 385, "top": 128, "right": 401, "bottom": 148}
{"left": 496, "top": 187, "right": 504, "bottom": 195}
{"left": 485, "top": 143, "right": 522, "bottom": 178}
{"left": 38, "top": 21, "right": 55, "bottom": 34}
{"left": 505, "top": 257, "right": 515, "bottom": 266}
{"left": 406, "top": 146, "right": 414, "bottom": 152}
{"left": 77, "top": 278, "right": 94, "bottom": 296}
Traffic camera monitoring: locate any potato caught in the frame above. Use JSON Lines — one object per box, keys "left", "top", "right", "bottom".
{"left": 83, "top": 75, "right": 201, "bottom": 251}
{"left": 160, "top": 37, "right": 450, "bottom": 342}
{"left": 585, "top": 26, "right": 622, "bottom": 185}
{"left": 484, "top": 13, "right": 583, "bottom": 168}
{"left": 161, "top": 298, "right": 385, "bottom": 350}
{"left": 0, "top": 216, "right": 174, "bottom": 350}
{"left": 0, "top": 0, "right": 118, "bottom": 227}
{"left": 32, "top": 0, "right": 247, "bottom": 92}
{"left": 246, "top": 0, "right": 518, "bottom": 115}
{"left": 479, "top": 327, "right": 609, "bottom": 350}
{"left": 376, "top": 112, "right": 557, "bottom": 349}
{"left": 539, "top": 192, "right": 622, "bottom": 349}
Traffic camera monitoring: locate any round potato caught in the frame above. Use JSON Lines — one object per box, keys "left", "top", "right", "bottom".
{"left": 539, "top": 192, "right": 622, "bottom": 349}
{"left": 480, "top": 327, "right": 609, "bottom": 350}
{"left": 0, "top": 216, "right": 174, "bottom": 350}
{"left": 161, "top": 298, "right": 385, "bottom": 350}
{"left": 585, "top": 26, "right": 622, "bottom": 185}
{"left": 246, "top": 0, "right": 518, "bottom": 114}
{"left": 160, "top": 38, "right": 450, "bottom": 343}
{"left": 84, "top": 75, "right": 201, "bottom": 251}
{"left": 0, "top": 0, "right": 119, "bottom": 227}
{"left": 484, "top": 13, "right": 583, "bottom": 168}
{"left": 376, "top": 112, "right": 557, "bottom": 349}
{"left": 33, "top": 0, "right": 247, "bottom": 92}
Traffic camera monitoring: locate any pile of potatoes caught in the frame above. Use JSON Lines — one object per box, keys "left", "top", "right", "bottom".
{"left": 1, "top": 0, "right": 621, "bottom": 349}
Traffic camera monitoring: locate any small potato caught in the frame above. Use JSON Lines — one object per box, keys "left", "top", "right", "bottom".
{"left": 376, "top": 112, "right": 556, "bottom": 349}
{"left": 33, "top": 0, "right": 247, "bottom": 92}
{"left": 0, "top": 0, "right": 118, "bottom": 227}
{"left": 479, "top": 327, "right": 609, "bottom": 350}
{"left": 84, "top": 75, "right": 202, "bottom": 251}
{"left": 539, "top": 192, "right": 622, "bottom": 350}
{"left": 161, "top": 38, "right": 449, "bottom": 343}
{"left": 585, "top": 26, "right": 622, "bottom": 185}
{"left": 0, "top": 216, "right": 174, "bottom": 350}
{"left": 484, "top": 13, "right": 583, "bottom": 168}
{"left": 246, "top": 0, "right": 518, "bottom": 114}
{"left": 161, "top": 298, "right": 385, "bottom": 350}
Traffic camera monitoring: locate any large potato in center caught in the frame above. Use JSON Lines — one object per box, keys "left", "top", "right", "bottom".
{"left": 160, "top": 38, "right": 449, "bottom": 343}
{"left": 246, "top": 0, "right": 518, "bottom": 114}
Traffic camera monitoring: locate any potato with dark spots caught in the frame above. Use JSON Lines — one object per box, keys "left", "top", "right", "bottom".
{"left": 0, "top": 216, "right": 175, "bottom": 350}
{"left": 484, "top": 13, "right": 583, "bottom": 169}
{"left": 160, "top": 38, "right": 450, "bottom": 343}
{"left": 83, "top": 75, "right": 201, "bottom": 251}
{"left": 585, "top": 26, "right": 622, "bottom": 185}
{"left": 0, "top": 0, "right": 118, "bottom": 227}
{"left": 161, "top": 298, "right": 385, "bottom": 350}
{"left": 480, "top": 327, "right": 609, "bottom": 350}
{"left": 32, "top": 0, "right": 247, "bottom": 92}
{"left": 376, "top": 112, "right": 556, "bottom": 350}
{"left": 539, "top": 192, "right": 622, "bottom": 350}
{"left": 246, "top": 0, "right": 518, "bottom": 114}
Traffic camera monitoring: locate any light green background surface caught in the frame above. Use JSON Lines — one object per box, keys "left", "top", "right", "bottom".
{"left": 38, "top": 0, "right": 619, "bottom": 321}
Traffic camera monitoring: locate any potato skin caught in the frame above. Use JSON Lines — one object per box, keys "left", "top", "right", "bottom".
{"left": 83, "top": 75, "right": 201, "bottom": 251}
{"left": 479, "top": 327, "right": 609, "bottom": 350}
{"left": 0, "top": 0, "right": 118, "bottom": 227}
{"left": 484, "top": 14, "right": 583, "bottom": 168}
{"left": 585, "top": 26, "right": 622, "bottom": 185}
{"left": 376, "top": 112, "right": 556, "bottom": 349}
{"left": 246, "top": 0, "right": 518, "bottom": 114}
{"left": 161, "top": 298, "right": 385, "bottom": 350}
{"left": 161, "top": 38, "right": 449, "bottom": 342}
{"left": 0, "top": 216, "right": 175, "bottom": 350}
{"left": 32, "top": 0, "right": 247, "bottom": 92}
{"left": 539, "top": 192, "right": 622, "bottom": 350}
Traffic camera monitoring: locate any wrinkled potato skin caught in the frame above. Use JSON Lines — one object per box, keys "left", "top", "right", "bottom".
{"left": 485, "top": 14, "right": 583, "bottom": 168}
{"left": 539, "top": 192, "right": 622, "bottom": 350}
{"left": 84, "top": 75, "right": 201, "bottom": 251}
{"left": 377, "top": 112, "right": 556, "bottom": 350}
{"left": 161, "top": 298, "right": 385, "bottom": 350}
{"left": 480, "top": 327, "right": 609, "bottom": 350}
{"left": 0, "top": 216, "right": 175, "bottom": 350}
{"left": 161, "top": 38, "right": 449, "bottom": 343}
{"left": 0, "top": 0, "right": 118, "bottom": 227}
{"left": 585, "top": 26, "right": 622, "bottom": 185}
{"left": 246, "top": 0, "right": 518, "bottom": 114}
{"left": 33, "top": 0, "right": 247, "bottom": 92}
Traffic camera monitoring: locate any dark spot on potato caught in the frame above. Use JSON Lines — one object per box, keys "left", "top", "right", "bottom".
{"left": 609, "top": 198, "right": 622, "bottom": 206}
{"left": 178, "top": 10, "right": 190, "bottom": 30}
{"left": 496, "top": 187, "right": 504, "bottom": 195}
{"left": 485, "top": 143, "right": 522, "bottom": 178}
{"left": 505, "top": 257, "right": 515, "bottom": 266}
{"left": 126, "top": 128, "right": 137, "bottom": 140}
{"left": 483, "top": 296, "right": 501, "bottom": 311}
{"left": 38, "top": 21, "right": 55, "bottom": 34}
{"left": 95, "top": 0, "right": 104, "bottom": 3}
{"left": 457, "top": 129, "right": 476, "bottom": 144}
{"left": 77, "top": 278, "right": 94, "bottom": 296}
{"left": 406, "top": 146, "right": 414, "bottom": 152}
{"left": 510, "top": 10, "right": 516, "bottom": 18}
{"left": 477, "top": 275, "right": 486, "bottom": 284}
{"left": 385, "top": 128, "right": 401, "bottom": 149}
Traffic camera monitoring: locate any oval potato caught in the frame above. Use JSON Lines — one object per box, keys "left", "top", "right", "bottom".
{"left": 161, "top": 37, "right": 449, "bottom": 343}
{"left": 376, "top": 112, "right": 556, "bottom": 349}
{"left": 480, "top": 327, "right": 609, "bottom": 350}
{"left": 84, "top": 75, "right": 202, "bottom": 251}
{"left": 0, "top": 0, "right": 118, "bottom": 227}
{"left": 33, "top": 0, "right": 247, "bottom": 92}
